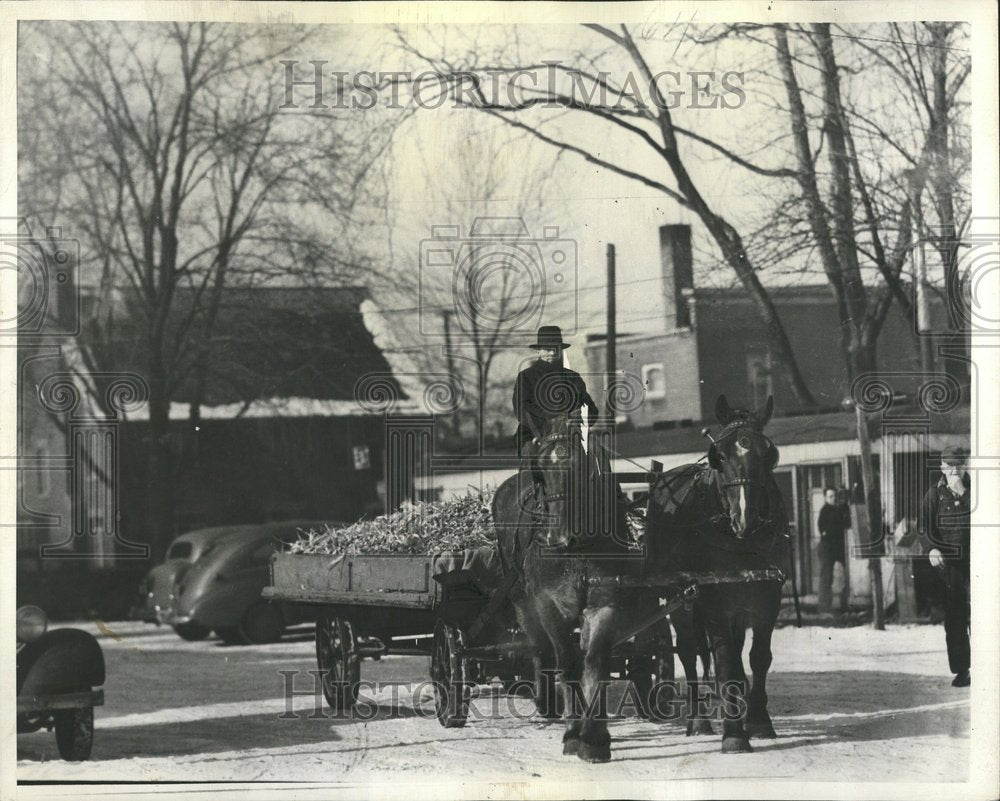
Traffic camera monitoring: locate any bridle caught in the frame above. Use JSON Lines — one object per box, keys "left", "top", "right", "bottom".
{"left": 710, "top": 421, "right": 777, "bottom": 489}
{"left": 533, "top": 430, "right": 586, "bottom": 504}
{"left": 519, "top": 430, "right": 575, "bottom": 511}
{"left": 707, "top": 420, "right": 779, "bottom": 538}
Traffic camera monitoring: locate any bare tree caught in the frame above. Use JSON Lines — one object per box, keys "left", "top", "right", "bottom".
{"left": 393, "top": 24, "right": 818, "bottom": 408}
{"left": 19, "top": 21, "right": 392, "bottom": 554}
{"left": 365, "top": 113, "right": 569, "bottom": 450}
{"left": 390, "top": 21, "right": 970, "bottom": 624}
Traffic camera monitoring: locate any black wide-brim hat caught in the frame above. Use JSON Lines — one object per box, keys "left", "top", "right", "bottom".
{"left": 530, "top": 325, "right": 570, "bottom": 350}
{"left": 941, "top": 445, "right": 969, "bottom": 465}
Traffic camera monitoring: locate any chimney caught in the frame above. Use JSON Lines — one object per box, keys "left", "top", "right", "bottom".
{"left": 659, "top": 224, "right": 693, "bottom": 330}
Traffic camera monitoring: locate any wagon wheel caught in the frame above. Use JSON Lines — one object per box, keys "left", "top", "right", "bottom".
{"left": 628, "top": 624, "right": 676, "bottom": 723}
{"left": 430, "top": 619, "right": 469, "bottom": 728}
{"left": 315, "top": 612, "right": 360, "bottom": 713}
{"left": 53, "top": 705, "right": 94, "bottom": 761}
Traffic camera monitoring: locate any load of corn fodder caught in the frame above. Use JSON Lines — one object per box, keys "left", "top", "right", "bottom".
{"left": 288, "top": 488, "right": 498, "bottom": 556}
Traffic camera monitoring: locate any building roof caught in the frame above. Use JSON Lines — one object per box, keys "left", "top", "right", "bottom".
{"left": 613, "top": 404, "right": 970, "bottom": 459}
{"left": 435, "top": 403, "right": 970, "bottom": 465}
{"left": 88, "top": 286, "right": 406, "bottom": 418}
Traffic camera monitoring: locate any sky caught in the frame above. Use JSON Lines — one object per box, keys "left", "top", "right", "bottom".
{"left": 349, "top": 21, "right": 969, "bottom": 352}
{"left": 15, "top": 19, "right": 971, "bottom": 408}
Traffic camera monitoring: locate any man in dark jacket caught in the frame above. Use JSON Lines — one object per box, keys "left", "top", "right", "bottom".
{"left": 817, "top": 487, "right": 850, "bottom": 614}
{"left": 920, "top": 445, "right": 971, "bottom": 687}
{"left": 513, "top": 325, "right": 599, "bottom": 457}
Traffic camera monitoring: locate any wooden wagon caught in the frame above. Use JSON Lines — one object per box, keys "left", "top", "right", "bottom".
{"left": 264, "top": 497, "right": 783, "bottom": 728}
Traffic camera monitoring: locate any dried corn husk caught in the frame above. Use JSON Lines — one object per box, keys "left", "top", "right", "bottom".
{"left": 289, "top": 487, "right": 647, "bottom": 556}
{"left": 289, "top": 488, "right": 497, "bottom": 555}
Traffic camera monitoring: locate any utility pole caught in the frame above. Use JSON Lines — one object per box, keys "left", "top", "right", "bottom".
{"left": 605, "top": 243, "right": 617, "bottom": 423}
{"left": 908, "top": 174, "right": 935, "bottom": 373}
{"left": 441, "top": 310, "right": 458, "bottom": 442}
{"left": 590, "top": 242, "right": 617, "bottom": 480}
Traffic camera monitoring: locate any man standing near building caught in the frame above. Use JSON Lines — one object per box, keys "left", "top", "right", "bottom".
{"left": 817, "top": 487, "right": 850, "bottom": 615}
{"left": 921, "top": 445, "right": 971, "bottom": 687}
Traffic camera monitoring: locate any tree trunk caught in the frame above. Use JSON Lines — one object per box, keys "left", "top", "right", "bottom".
{"left": 618, "top": 28, "right": 818, "bottom": 410}
{"left": 146, "top": 373, "right": 175, "bottom": 563}
{"left": 849, "top": 340, "right": 884, "bottom": 630}
{"left": 926, "top": 22, "right": 971, "bottom": 396}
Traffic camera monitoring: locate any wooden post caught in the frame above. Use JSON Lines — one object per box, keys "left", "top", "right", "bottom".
{"left": 854, "top": 403, "right": 886, "bottom": 630}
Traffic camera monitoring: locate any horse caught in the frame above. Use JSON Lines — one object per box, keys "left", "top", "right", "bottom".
{"left": 492, "top": 413, "right": 646, "bottom": 763}
{"left": 645, "top": 394, "right": 791, "bottom": 752}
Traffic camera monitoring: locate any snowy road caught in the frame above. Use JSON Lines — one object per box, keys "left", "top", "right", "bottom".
{"left": 17, "top": 621, "right": 970, "bottom": 786}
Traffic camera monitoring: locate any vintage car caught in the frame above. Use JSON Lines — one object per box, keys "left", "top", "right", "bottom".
{"left": 132, "top": 524, "right": 252, "bottom": 640}
{"left": 165, "top": 520, "right": 331, "bottom": 645}
{"left": 16, "top": 605, "right": 105, "bottom": 761}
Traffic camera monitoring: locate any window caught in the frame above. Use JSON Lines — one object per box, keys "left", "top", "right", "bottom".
{"left": 746, "top": 347, "right": 773, "bottom": 409}
{"left": 168, "top": 541, "right": 193, "bottom": 560}
{"left": 352, "top": 445, "right": 371, "bottom": 470}
{"left": 641, "top": 363, "right": 666, "bottom": 400}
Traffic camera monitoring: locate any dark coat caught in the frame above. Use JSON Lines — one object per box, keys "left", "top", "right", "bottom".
{"left": 817, "top": 503, "right": 848, "bottom": 558}
{"left": 920, "top": 474, "right": 971, "bottom": 569}
{"left": 512, "top": 359, "right": 598, "bottom": 454}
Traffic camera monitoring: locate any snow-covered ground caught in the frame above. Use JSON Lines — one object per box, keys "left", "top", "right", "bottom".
{"left": 17, "top": 621, "right": 971, "bottom": 789}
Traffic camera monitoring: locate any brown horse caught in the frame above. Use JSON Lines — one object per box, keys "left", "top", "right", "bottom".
{"left": 492, "top": 414, "right": 645, "bottom": 763}
{"left": 645, "top": 395, "right": 791, "bottom": 752}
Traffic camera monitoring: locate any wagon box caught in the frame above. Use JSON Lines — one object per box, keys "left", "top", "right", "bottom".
{"left": 266, "top": 552, "right": 440, "bottom": 608}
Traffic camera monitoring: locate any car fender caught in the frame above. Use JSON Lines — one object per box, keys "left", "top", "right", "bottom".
{"left": 17, "top": 629, "right": 105, "bottom": 698}
{"left": 180, "top": 575, "right": 268, "bottom": 628}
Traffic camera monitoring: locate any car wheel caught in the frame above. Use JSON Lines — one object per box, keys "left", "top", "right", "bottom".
{"left": 173, "top": 623, "right": 211, "bottom": 641}
{"left": 240, "top": 602, "right": 284, "bottom": 645}
{"left": 215, "top": 626, "right": 248, "bottom": 646}
{"left": 54, "top": 706, "right": 94, "bottom": 761}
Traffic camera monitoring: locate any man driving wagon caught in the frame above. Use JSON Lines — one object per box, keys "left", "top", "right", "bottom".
{"left": 513, "top": 325, "right": 600, "bottom": 459}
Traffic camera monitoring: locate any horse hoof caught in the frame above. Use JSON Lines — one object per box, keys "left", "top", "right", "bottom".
{"left": 686, "top": 718, "right": 715, "bottom": 736}
{"left": 577, "top": 741, "right": 612, "bottom": 763}
{"left": 745, "top": 721, "right": 777, "bottom": 739}
{"left": 562, "top": 737, "right": 581, "bottom": 756}
{"left": 721, "top": 736, "right": 753, "bottom": 754}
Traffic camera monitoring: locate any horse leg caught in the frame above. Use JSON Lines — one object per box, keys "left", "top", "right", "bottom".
{"left": 745, "top": 590, "right": 780, "bottom": 739}
{"left": 705, "top": 603, "right": 752, "bottom": 753}
{"left": 674, "top": 610, "right": 714, "bottom": 735}
{"left": 516, "top": 605, "right": 560, "bottom": 719}
{"left": 575, "top": 605, "right": 617, "bottom": 763}
{"left": 697, "top": 608, "right": 714, "bottom": 683}
{"left": 549, "top": 625, "right": 583, "bottom": 756}
{"left": 630, "top": 616, "right": 673, "bottom": 723}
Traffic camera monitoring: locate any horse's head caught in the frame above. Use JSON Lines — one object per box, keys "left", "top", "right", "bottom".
{"left": 531, "top": 414, "right": 588, "bottom": 547}
{"left": 707, "top": 394, "right": 780, "bottom": 539}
